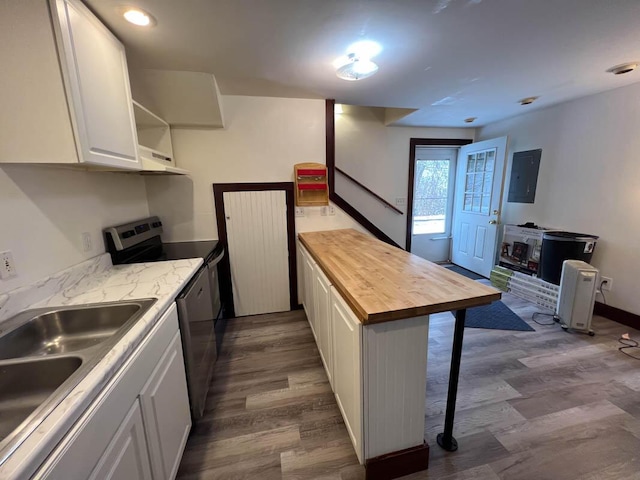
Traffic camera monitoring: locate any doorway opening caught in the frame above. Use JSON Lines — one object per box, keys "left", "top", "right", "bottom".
{"left": 406, "top": 139, "right": 472, "bottom": 262}
{"left": 407, "top": 137, "right": 510, "bottom": 279}
{"left": 411, "top": 148, "right": 458, "bottom": 263}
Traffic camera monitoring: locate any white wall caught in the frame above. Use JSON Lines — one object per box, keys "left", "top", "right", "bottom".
{"left": 146, "top": 95, "right": 362, "bottom": 241}
{"left": 0, "top": 165, "right": 149, "bottom": 293}
{"left": 335, "top": 106, "right": 475, "bottom": 246}
{"left": 478, "top": 81, "right": 640, "bottom": 315}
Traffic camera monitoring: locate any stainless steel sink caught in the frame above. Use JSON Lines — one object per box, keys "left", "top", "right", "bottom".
{"left": 0, "top": 304, "right": 142, "bottom": 359}
{"left": 0, "top": 298, "right": 156, "bottom": 466}
{"left": 0, "top": 357, "right": 82, "bottom": 442}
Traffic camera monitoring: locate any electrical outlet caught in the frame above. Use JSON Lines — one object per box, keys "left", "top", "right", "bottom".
{"left": 601, "top": 276, "right": 613, "bottom": 291}
{"left": 395, "top": 197, "right": 407, "bottom": 206}
{"left": 82, "top": 232, "right": 93, "bottom": 252}
{"left": 295, "top": 207, "right": 305, "bottom": 218}
{"left": 0, "top": 251, "right": 17, "bottom": 280}
{"left": 328, "top": 205, "right": 336, "bottom": 216}
{"left": 320, "top": 206, "right": 328, "bottom": 216}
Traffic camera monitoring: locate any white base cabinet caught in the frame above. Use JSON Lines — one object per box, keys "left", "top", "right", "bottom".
{"left": 89, "top": 399, "right": 152, "bottom": 480}
{"left": 330, "top": 286, "right": 363, "bottom": 463}
{"left": 314, "top": 266, "right": 334, "bottom": 388}
{"left": 34, "top": 303, "right": 191, "bottom": 480}
{"left": 299, "top": 241, "right": 430, "bottom": 465}
{"left": 140, "top": 333, "right": 192, "bottom": 480}
{"left": 300, "top": 242, "right": 317, "bottom": 339}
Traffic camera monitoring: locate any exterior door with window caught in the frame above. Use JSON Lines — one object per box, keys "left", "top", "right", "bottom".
{"left": 410, "top": 148, "right": 457, "bottom": 262}
{"left": 451, "top": 137, "right": 508, "bottom": 278}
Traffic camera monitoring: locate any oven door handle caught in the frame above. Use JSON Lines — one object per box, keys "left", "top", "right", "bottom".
{"left": 209, "top": 249, "right": 225, "bottom": 266}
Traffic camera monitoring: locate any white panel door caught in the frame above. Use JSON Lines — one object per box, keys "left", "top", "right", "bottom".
{"left": 89, "top": 399, "right": 152, "bottom": 480}
{"left": 331, "top": 287, "right": 363, "bottom": 463}
{"left": 224, "top": 190, "right": 290, "bottom": 316}
{"left": 54, "top": 0, "right": 140, "bottom": 170}
{"left": 314, "top": 265, "right": 333, "bottom": 387}
{"left": 451, "top": 137, "right": 508, "bottom": 278}
{"left": 140, "top": 333, "right": 191, "bottom": 480}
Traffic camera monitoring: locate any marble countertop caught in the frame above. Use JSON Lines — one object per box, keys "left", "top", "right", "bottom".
{"left": 0, "top": 254, "right": 202, "bottom": 479}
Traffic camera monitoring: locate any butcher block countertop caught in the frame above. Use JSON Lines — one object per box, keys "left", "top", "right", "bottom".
{"left": 298, "top": 229, "right": 501, "bottom": 324}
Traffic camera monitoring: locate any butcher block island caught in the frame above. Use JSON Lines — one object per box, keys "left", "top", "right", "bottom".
{"left": 297, "top": 229, "right": 501, "bottom": 480}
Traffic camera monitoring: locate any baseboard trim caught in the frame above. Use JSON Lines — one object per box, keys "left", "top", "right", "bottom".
{"left": 594, "top": 301, "right": 640, "bottom": 330}
{"left": 364, "top": 442, "right": 429, "bottom": 480}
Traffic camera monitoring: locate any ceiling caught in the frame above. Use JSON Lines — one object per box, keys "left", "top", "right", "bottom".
{"left": 86, "top": 0, "right": 640, "bottom": 127}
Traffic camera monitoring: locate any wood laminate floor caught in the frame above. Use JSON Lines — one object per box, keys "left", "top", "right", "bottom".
{"left": 177, "top": 289, "right": 640, "bottom": 480}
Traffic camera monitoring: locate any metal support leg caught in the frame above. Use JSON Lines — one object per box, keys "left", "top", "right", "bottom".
{"left": 437, "top": 308, "right": 466, "bottom": 452}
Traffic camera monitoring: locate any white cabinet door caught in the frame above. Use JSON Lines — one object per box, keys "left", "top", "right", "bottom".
{"left": 89, "top": 399, "right": 152, "bottom": 480}
{"left": 331, "top": 287, "right": 363, "bottom": 463}
{"left": 314, "top": 265, "right": 333, "bottom": 388}
{"left": 53, "top": 0, "right": 140, "bottom": 170}
{"left": 301, "top": 246, "right": 317, "bottom": 338}
{"left": 140, "top": 332, "right": 192, "bottom": 480}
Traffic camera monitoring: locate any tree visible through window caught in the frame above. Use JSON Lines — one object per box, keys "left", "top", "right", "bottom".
{"left": 413, "top": 159, "right": 450, "bottom": 234}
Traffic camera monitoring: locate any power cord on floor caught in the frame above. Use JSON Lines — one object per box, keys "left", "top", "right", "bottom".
{"left": 598, "top": 280, "right": 607, "bottom": 305}
{"left": 619, "top": 333, "right": 640, "bottom": 360}
{"left": 531, "top": 312, "right": 556, "bottom": 326}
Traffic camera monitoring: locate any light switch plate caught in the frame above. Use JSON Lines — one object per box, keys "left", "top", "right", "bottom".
{"left": 395, "top": 197, "right": 406, "bottom": 206}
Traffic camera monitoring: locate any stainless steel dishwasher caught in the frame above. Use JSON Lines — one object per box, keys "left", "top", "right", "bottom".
{"left": 104, "top": 216, "right": 224, "bottom": 421}
{"left": 176, "top": 266, "right": 216, "bottom": 420}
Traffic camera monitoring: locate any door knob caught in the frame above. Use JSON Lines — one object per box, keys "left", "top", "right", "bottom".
{"left": 489, "top": 220, "right": 497, "bottom": 225}
{"left": 493, "top": 210, "right": 499, "bottom": 215}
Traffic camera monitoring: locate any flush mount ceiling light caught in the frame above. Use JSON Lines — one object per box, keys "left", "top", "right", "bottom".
{"left": 335, "top": 53, "right": 379, "bottom": 81}
{"left": 519, "top": 96, "right": 539, "bottom": 105}
{"left": 464, "top": 117, "right": 477, "bottom": 123}
{"left": 334, "top": 40, "right": 382, "bottom": 81}
{"left": 119, "top": 6, "right": 157, "bottom": 27}
{"left": 607, "top": 62, "right": 639, "bottom": 75}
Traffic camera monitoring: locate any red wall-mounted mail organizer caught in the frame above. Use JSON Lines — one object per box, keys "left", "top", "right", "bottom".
{"left": 294, "top": 162, "right": 328, "bottom": 206}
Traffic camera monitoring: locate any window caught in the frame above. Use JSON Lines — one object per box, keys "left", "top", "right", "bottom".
{"left": 463, "top": 149, "right": 495, "bottom": 214}
{"left": 412, "top": 159, "right": 450, "bottom": 234}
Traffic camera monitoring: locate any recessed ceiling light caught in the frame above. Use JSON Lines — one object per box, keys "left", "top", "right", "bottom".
{"left": 120, "top": 7, "right": 156, "bottom": 27}
{"left": 607, "top": 62, "right": 639, "bottom": 75}
{"left": 464, "top": 117, "right": 477, "bottom": 123}
{"left": 519, "top": 96, "right": 539, "bottom": 105}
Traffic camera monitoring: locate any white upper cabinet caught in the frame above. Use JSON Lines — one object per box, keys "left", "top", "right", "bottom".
{"left": 0, "top": 0, "right": 140, "bottom": 170}
{"left": 54, "top": 0, "right": 140, "bottom": 169}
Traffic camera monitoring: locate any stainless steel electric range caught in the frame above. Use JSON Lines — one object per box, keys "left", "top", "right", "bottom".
{"left": 104, "top": 216, "right": 224, "bottom": 420}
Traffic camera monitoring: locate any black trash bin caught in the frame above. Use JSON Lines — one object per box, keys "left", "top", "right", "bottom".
{"left": 539, "top": 231, "right": 598, "bottom": 285}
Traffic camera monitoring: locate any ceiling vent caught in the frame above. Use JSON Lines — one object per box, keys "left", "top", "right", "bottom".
{"left": 607, "top": 63, "right": 638, "bottom": 75}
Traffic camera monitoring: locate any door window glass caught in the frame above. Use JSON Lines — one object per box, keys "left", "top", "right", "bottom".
{"left": 413, "top": 159, "right": 450, "bottom": 234}
{"left": 463, "top": 148, "right": 496, "bottom": 215}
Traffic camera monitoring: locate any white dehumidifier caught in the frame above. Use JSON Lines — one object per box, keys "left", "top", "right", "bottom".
{"left": 556, "top": 260, "right": 598, "bottom": 336}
